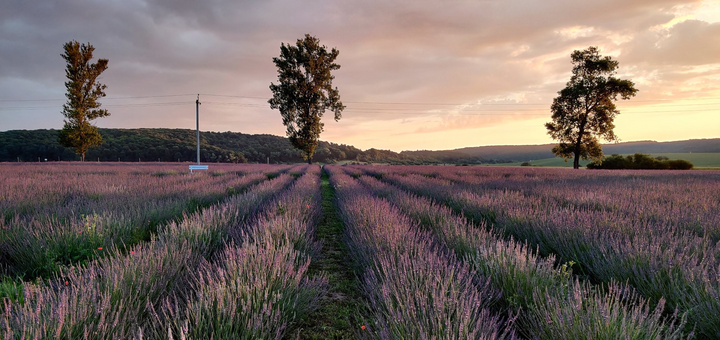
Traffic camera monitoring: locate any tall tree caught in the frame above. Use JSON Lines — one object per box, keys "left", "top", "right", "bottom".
{"left": 269, "top": 34, "right": 345, "bottom": 164}
{"left": 545, "top": 46, "right": 638, "bottom": 169}
{"left": 58, "top": 41, "right": 110, "bottom": 162}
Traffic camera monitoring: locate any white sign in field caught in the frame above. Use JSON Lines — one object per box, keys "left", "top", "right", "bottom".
{"left": 189, "top": 164, "right": 208, "bottom": 173}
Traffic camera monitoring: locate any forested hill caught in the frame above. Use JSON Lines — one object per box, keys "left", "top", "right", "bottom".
{"left": 1, "top": 128, "right": 718, "bottom": 164}
{"left": 0, "top": 129, "right": 367, "bottom": 163}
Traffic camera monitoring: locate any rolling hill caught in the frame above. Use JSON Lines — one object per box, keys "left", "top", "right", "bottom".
{"left": 1, "top": 128, "right": 718, "bottom": 166}
{"left": 404, "top": 139, "right": 720, "bottom": 164}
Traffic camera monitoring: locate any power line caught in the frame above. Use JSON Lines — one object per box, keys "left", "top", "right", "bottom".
{"left": 199, "top": 93, "right": 267, "bottom": 100}
{"left": 199, "top": 95, "right": 720, "bottom": 107}
{"left": 3, "top": 102, "right": 719, "bottom": 115}
{"left": 345, "top": 99, "right": 720, "bottom": 105}
{"left": 104, "top": 94, "right": 196, "bottom": 100}
{"left": 103, "top": 101, "right": 192, "bottom": 107}
{"left": 202, "top": 100, "right": 720, "bottom": 110}
{"left": 2, "top": 101, "right": 192, "bottom": 110}
{"left": 2, "top": 92, "right": 719, "bottom": 106}
{"left": 0, "top": 94, "right": 196, "bottom": 102}
{"left": 0, "top": 98, "right": 61, "bottom": 102}
{"left": 458, "top": 109, "right": 720, "bottom": 115}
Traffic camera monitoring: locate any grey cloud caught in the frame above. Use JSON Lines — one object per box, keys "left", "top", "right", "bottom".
{"left": 1, "top": 0, "right": 716, "bottom": 145}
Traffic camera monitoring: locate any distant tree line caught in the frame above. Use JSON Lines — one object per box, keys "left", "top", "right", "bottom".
{"left": 0, "top": 129, "right": 365, "bottom": 164}
{"left": 587, "top": 153, "right": 693, "bottom": 170}
{"left": 1, "top": 129, "right": 708, "bottom": 166}
{"left": 0, "top": 129, "right": 502, "bottom": 165}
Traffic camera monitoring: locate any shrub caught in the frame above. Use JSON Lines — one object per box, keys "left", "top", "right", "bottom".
{"left": 667, "top": 159, "right": 694, "bottom": 170}
{"left": 587, "top": 153, "right": 693, "bottom": 170}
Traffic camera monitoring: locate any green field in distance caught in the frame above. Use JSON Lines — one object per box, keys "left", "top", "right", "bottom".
{"left": 491, "top": 153, "right": 720, "bottom": 169}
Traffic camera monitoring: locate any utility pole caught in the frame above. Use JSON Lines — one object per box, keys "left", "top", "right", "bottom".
{"left": 196, "top": 94, "right": 201, "bottom": 165}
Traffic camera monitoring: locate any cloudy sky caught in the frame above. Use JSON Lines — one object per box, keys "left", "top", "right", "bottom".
{"left": 1, "top": 0, "right": 719, "bottom": 152}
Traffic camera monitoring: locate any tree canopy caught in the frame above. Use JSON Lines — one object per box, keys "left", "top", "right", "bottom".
{"left": 268, "top": 34, "right": 345, "bottom": 164}
{"left": 545, "top": 46, "right": 638, "bottom": 169}
{"left": 58, "top": 41, "right": 110, "bottom": 162}
{"left": 587, "top": 153, "right": 693, "bottom": 170}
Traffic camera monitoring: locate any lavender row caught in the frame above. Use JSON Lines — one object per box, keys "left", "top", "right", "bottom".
{"left": 0, "top": 166, "right": 281, "bottom": 280}
{"left": 0, "top": 163, "right": 286, "bottom": 219}
{"left": 151, "top": 165, "right": 327, "bottom": 339}
{"left": 0, "top": 167, "right": 302, "bottom": 339}
{"left": 340, "top": 167, "right": 688, "bottom": 339}
{"left": 326, "top": 166, "right": 514, "bottom": 339}
{"left": 405, "top": 166, "right": 720, "bottom": 241}
{"left": 351, "top": 165, "right": 719, "bottom": 338}
{"left": 522, "top": 171, "right": 719, "bottom": 241}
{"left": 1, "top": 164, "right": 290, "bottom": 229}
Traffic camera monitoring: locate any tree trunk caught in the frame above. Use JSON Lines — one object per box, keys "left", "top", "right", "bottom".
{"left": 573, "top": 150, "right": 580, "bottom": 169}
{"left": 307, "top": 156, "right": 312, "bottom": 165}
{"left": 574, "top": 113, "right": 588, "bottom": 170}
{"left": 81, "top": 152, "right": 85, "bottom": 162}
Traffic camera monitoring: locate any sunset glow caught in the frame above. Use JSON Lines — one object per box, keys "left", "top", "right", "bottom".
{"left": 1, "top": 0, "right": 718, "bottom": 151}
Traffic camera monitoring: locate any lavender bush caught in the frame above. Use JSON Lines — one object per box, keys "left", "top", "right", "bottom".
{"left": 327, "top": 166, "right": 514, "bottom": 340}
{"left": 342, "top": 167, "right": 688, "bottom": 339}
{"left": 0, "top": 165, "right": 303, "bottom": 339}
{"left": 153, "top": 166, "right": 327, "bottom": 339}
{"left": 0, "top": 164, "right": 291, "bottom": 280}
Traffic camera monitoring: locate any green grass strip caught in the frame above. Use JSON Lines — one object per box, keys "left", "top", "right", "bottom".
{"left": 296, "top": 167, "right": 365, "bottom": 339}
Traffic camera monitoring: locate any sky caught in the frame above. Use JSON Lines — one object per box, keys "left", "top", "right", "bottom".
{"left": 1, "top": 0, "right": 719, "bottom": 152}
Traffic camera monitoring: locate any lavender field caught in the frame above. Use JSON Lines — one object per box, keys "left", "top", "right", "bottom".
{"left": 0, "top": 163, "right": 718, "bottom": 339}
